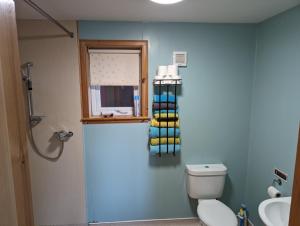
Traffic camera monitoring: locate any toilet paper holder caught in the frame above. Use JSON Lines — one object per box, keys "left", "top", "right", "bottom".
{"left": 273, "top": 178, "right": 282, "bottom": 186}
{"left": 267, "top": 177, "right": 283, "bottom": 198}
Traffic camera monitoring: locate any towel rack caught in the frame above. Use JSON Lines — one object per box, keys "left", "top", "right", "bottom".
{"left": 152, "top": 78, "right": 182, "bottom": 157}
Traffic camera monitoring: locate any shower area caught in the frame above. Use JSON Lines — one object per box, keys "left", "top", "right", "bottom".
{"left": 17, "top": 20, "right": 87, "bottom": 225}
{"left": 21, "top": 62, "right": 73, "bottom": 161}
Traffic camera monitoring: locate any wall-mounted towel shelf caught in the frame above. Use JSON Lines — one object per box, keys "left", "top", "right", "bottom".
{"left": 150, "top": 79, "right": 182, "bottom": 157}
{"left": 153, "top": 78, "right": 182, "bottom": 85}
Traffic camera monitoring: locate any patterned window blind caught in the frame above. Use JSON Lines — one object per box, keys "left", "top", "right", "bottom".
{"left": 89, "top": 49, "right": 140, "bottom": 86}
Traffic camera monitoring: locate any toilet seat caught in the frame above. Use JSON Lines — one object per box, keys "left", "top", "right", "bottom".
{"left": 197, "top": 199, "right": 238, "bottom": 226}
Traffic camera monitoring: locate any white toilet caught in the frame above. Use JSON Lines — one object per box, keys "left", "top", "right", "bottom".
{"left": 185, "top": 164, "right": 238, "bottom": 226}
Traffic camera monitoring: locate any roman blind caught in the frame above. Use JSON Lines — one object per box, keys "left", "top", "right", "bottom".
{"left": 89, "top": 49, "right": 140, "bottom": 86}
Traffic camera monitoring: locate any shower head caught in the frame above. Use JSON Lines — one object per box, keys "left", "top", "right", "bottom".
{"left": 21, "top": 62, "right": 33, "bottom": 80}
{"left": 21, "top": 62, "right": 33, "bottom": 69}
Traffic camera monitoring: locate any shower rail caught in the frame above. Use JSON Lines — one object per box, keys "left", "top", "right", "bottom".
{"left": 22, "top": 0, "right": 74, "bottom": 38}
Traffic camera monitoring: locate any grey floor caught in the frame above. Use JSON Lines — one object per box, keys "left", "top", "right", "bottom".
{"left": 54, "top": 219, "right": 201, "bottom": 226}
{"left": 96, "top": 219, "right": 200, "bottom": 226}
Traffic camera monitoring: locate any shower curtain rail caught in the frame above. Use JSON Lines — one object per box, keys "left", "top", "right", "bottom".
{"left": 22, "top": 0, "right": 74, "bottom": 38}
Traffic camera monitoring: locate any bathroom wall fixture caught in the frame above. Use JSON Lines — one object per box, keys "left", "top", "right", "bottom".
{"left": 273, "top": 178, "right": 282, "bottom": 186}
{"left": 150, "top": 0, "right": 183, "bottom": 5}
{"left": 274, "top": 168, "right": 288, "bottom": 182}
{"left": 54, "top": 130, "right": 74, "bottom": 142}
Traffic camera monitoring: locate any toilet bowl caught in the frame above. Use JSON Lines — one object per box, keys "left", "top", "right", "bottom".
{"left": 197, "top": 199, "right": 237, "bottom": 226}
{"left": 185, "top": 164, "right": 238, "bottom": 226}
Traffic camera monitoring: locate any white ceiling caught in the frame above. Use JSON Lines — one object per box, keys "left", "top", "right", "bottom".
{"left": 15, "top": 0, "right": 300, "bottom": 23}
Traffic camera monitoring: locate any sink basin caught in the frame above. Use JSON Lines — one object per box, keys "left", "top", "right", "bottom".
{"left": 258, "top": 196, "right": 291, "bottom": 226}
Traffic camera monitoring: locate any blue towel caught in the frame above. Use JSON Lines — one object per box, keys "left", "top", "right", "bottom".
{"left": 149, "top": 127, "right": 180, "bottom": 138}
{"left": 153, "top": 109, "right": 177, "bottom": 114}
{"left": 153, "top": 95, "right": 176, "bottom": 103}
{"left": 150, "top": 144, "right": 181, "bottom": 155}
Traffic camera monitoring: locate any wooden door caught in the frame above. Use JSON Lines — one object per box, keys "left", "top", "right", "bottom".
{"left": 289, "top": 125, "right": 300, "bottom": 226}
{"left": 0, "top": 63, "right": 19, "bottom": 226}
{"left": 0, "top": 0, "right": 34, "bottom": 225}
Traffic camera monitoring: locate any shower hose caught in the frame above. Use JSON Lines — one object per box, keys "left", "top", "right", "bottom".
{"left": 28, "top": 125, "right": 64, "bottom": 162}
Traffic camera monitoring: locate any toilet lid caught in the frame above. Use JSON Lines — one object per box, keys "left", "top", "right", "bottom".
{"left": 197, "top": 199, "right": 237, "bottom": 226}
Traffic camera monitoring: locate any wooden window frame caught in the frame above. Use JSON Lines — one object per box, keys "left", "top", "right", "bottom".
{"left": 79, "top": 40, "right": 149, "bottom": 124}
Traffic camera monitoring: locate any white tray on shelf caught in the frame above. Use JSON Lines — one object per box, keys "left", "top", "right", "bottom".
{"left": 153, "top": 79, "right": 182, "bottom": 85}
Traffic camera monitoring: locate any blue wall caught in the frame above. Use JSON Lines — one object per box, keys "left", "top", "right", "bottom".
{"left": 245, "top": 6, "right": 300, "bottom": 225}
{"left": 79, "top": 22, "right": 256, "bottom": 222}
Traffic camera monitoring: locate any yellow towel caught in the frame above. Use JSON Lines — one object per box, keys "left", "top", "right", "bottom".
{"left": 154, "top": 113, "right": 178, "bottom": 119}
{"left": 150, "top": 119, "right": 179, "bottom": 128}
{"left": 150, "top": 137, "right": 181, "bottom": 145}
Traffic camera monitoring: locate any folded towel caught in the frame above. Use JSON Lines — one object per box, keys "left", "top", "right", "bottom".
{"left": 153, "top": 110, "right": 177, "bottom": 114}
{"left": 153, "top": 102, "right": 176, "bottom": 110}
{"left": 149, "top": 127, "right": 180, "bottom": 138}
{"left": 154, "top": 113, "right": 178, "bottom": 120}
{"left": 149, "top": 144, "right": 181, "bottom": 155}
{"left": 150, "top": 137, "right": 181, "bottom": 145}
{"left": 150, "top": 119, "right": 179, "bottom": 128}
{"left": 153, "top": 95, "right": 176, "bottom": 103}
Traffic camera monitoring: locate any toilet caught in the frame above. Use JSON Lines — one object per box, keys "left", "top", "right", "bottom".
{"left": 185, "top": 164, "right": 238, "bottom": 226}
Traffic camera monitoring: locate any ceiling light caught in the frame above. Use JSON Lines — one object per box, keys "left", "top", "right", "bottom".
{"left": 150, "top": 0, "right": 183, "bottom": 5}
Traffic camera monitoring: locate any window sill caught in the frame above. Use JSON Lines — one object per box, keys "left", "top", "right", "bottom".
{"left": 81, "top": 116, "right": 150, "bottom": 124}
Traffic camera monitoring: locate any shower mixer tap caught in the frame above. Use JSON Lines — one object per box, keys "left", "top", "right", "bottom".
{"left": 54, "top": 130, "right": 74, "bottom": 142}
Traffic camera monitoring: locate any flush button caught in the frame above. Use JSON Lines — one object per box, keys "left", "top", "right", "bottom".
{"left": 274, "top": 168, "right": 288, "bottom": 182}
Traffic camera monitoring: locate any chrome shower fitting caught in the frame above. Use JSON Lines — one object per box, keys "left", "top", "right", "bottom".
{"left": 30, "top": 115, "right": 43, "bottom": 127}
{"left": 21, "top": 62, "right": 33, "bottom": 81}
{"left": 273, "top": 178, "right": 282, "bottom": 186}
{"left": 54, "top": 130, "right": 74, "bottom": 142}
{"left": 21, "top": 62, "right": 45, "bottom": 127}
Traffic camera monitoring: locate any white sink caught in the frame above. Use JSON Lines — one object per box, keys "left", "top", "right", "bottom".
{"left": 258, "top": 197, "right": 291, "bottom": 226}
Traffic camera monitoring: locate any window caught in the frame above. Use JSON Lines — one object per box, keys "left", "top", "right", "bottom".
{"left": 79, "top": 40, "right": 148, "bottom": 123}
